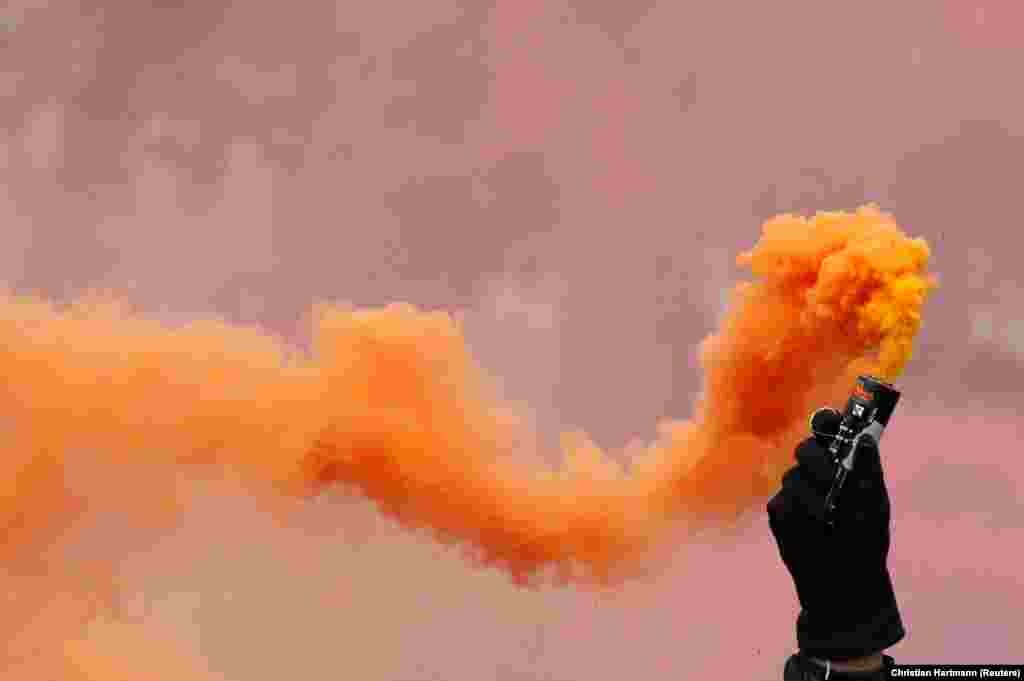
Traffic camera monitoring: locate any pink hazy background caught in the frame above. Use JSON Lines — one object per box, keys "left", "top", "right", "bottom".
{"left": 1, "top": 0, "right": 1021, "bottom": 678}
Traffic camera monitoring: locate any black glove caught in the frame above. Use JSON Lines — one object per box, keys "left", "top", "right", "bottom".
{"left": 767, "top": 432, "right": 905, "bottom": 662}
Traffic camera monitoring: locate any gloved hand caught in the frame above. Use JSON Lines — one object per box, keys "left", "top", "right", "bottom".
{"left": 767, "top": 429, "right": 905, "bottom": 662}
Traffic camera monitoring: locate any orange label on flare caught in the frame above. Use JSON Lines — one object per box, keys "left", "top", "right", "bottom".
{"left": 853, "top": 383, "right": 874, "bottom": 402}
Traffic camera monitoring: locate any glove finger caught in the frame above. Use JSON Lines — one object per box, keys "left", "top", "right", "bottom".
{"left": 768, "top": 487, "right": 815, "bottom": 542}
{"left": 849, "top": 435, "right": 891, "bottom": 500}
{"left": 779, "top": 466, "right": 829, "bottom": 523}
{"left": 794, "top": 438, "right": 836, "bottom": 489}
{"left": 852, "top": 434, "right": 883, "bottom": 478}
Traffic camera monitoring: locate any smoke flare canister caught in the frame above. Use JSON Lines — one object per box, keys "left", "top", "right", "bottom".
{"left": 822, "top": 375, "right": 901, "bottom": 525}
{"left": 846, "top": 375, "right": 901, "bottom": 442}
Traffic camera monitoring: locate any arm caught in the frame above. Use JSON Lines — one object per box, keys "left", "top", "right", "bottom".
{"left": 784, "top": 651, "right": 895, "bottom": 680}
{"left": 821, "top": 653, "right": 884, "bottom": 673}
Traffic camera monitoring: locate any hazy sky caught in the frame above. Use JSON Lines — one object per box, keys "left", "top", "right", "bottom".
{"left": 2, "top": 1, "right": 1022, "bottom": 678}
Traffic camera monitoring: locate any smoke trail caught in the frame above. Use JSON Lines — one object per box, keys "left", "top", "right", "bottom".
{"left": 0, "top": 206, "right": 934, "bottom": 657}
{"left": 57, "top": 620, "right": 226, "bottom": 681}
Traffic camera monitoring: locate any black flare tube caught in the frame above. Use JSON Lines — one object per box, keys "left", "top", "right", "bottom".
{"left": 822, "top": 375, "right": 901, "bottom": 526}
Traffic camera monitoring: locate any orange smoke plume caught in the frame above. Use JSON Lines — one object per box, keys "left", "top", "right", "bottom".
{"left": 0, "top": 206, "right": 935, "bottom": 613}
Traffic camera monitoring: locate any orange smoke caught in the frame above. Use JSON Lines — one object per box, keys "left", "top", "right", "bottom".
{"left": 57, "top": 621, "right": 226, "bottom": 681}
{"left": 0, "top": 205, "right": 934, "bottom": 668}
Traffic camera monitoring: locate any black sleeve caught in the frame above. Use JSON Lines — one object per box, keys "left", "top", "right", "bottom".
{"left": 784, "top": 652, "right": 898, "bottom": 680}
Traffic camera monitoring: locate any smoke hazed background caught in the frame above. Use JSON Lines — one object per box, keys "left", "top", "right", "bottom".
{"left": 0, "top": 0, "right": 1021, "bottom": 679}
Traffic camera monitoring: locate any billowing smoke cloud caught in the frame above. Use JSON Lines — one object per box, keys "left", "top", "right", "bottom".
{"left": 1, "top": 206, "right": 933, "bottom": 674}
{"left": 6, "top": 0, "right": 1022, "bottom": 677}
